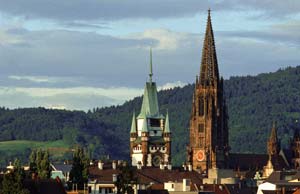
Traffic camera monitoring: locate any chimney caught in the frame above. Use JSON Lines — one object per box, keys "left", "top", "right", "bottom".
{"left": 160, "top": 163, "right": 165, "bottom": 170}
{"left": 112, "top": 161, "right": 117, "bottom": 170}
{"left": 98, "top": 161, "right": 104, "bottom": 170}
{"left": 182, "top": 163, "right": 187, "bottom": 171}
{"left": 117, "top": 160, "right": 122, "bottom": 166}
{"left": 112, "top": 174, "right": 117, "bottom": 182}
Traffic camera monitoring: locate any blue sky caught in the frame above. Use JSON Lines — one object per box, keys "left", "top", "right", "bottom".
{"left": 0, "top": 0, "right": 299, "bottom": 110}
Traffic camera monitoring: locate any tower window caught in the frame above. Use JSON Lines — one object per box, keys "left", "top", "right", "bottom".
{"left": 199, "top": 137, "right": 204, "bottom": 147}
{"left": 199, "top": 97, "right": 204, "bottom": 116}
{"left": 150, "top": 119, "right": 160, "bottom": 127}
{"left": 198, "top": 124, "right": 204, "bottom": 133}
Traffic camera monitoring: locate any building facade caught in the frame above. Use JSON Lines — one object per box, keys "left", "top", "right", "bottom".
{"left": 187, "top": 10, "right": 229, "bottom": 172}
{"left": 130, "top": 50, "right": 171, "bottom": 167}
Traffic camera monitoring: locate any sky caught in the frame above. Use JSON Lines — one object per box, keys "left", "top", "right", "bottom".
{"left": 0, "top": 0, "right": 299, "bottom": 111}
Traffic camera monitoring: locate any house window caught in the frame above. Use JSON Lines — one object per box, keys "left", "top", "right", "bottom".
{"left": 172, "top": 184, "right": 174, "bottom": 189}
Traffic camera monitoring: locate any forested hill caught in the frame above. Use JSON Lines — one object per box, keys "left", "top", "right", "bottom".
{"left": 0, "top": 66, "right": 300, "bottom": 166}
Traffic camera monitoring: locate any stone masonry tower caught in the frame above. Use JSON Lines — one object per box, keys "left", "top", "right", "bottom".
{"left": 130, "top": 49, "right": 171, "bottom": 167}
{"left": 187, "top": 10, "right": 229, "bottom": 173}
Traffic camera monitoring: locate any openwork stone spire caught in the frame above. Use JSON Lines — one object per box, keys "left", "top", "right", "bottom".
{"left": 199, "top": 9, "right": 219, "bottom": 87}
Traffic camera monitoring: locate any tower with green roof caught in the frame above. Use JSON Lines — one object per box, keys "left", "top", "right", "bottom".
{"left": 130, "top": 49, "right": 171, "bottom": 167}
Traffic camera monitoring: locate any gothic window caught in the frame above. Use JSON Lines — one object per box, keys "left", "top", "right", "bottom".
{"left": 199, "top": 137, "right": 204, "bottom": 147}
{"left": 199, "top": 97, "right": 204, "bottom": 116}
{"left": 198, "top": 123, "right": 204, "bottom": 133}
{"left": 206, "top": 97, "right": 210, "bottom": 115}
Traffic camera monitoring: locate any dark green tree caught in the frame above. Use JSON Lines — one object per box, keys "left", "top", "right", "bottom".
{"left": 29, "top": 149, "right": 51, "bottom": 179}
{"left": 69, "top": 147, "right": 89, "bottom": 189}
{"left": 115, "top": 163, "right": 137, "bottom": 194}
{"left": 1, "top": 159, "right": 30, "bottom": 194}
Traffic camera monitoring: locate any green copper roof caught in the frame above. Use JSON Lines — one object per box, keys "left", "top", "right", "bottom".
{"left": 141, "top": 118, "right": 148, "bottom": 132}
{"left": 130, "top": 112, "right": 137, "bottom": 133}
{"left": 164, "top": 111, "right": 171, "bottom": 133}
{"left": 138, "top": 82, "right": 160, "bottom": 118}
{"left": 137, "top": 49, "right": 161, "bottom": 119}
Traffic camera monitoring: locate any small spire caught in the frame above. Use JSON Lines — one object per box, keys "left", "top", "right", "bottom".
{"left": 149, "top": 48, "right": 153, "bottom": 83}
{"left": 270, "top": 121, "right": 277, "bottom": 141}
{"left": 130, "top": 112, "right": 137, "bottom": 133}
{"left": 164, "top": 110, "right": 171, "bottom": 133}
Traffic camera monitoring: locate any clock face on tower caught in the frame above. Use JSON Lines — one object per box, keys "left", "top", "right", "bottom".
{"left": 196, "top": 150, "right": 205, "bottom": 162}
{"left": 152, "top": 155, "right": 162, "bottom": 167}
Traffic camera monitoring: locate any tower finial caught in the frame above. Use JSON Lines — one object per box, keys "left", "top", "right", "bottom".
{"left": 149, "top": 48, "right": 153, "bottom": 83}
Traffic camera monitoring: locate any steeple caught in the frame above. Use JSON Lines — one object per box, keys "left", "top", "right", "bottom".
{"left": 130, "top": 112, "right": 137, "bottom": 134}
{"left": 199, "top": 9, "right": 219, "bottom": 86}
{"left": 149, "top": 48, "right": 153, "bottom": 83}
{"left": 138, "top": 50, "right": 160, "bottom": 118}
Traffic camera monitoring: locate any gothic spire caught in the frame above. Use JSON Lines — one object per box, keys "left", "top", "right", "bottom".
{"left": 199, "top": 9, "right": 219, "bottom": 86}
{"left": 267, "top": 121, "right": 280, "bottom": 156}
{"left": 270, "top": 121, "right": 278, "bottom": 142}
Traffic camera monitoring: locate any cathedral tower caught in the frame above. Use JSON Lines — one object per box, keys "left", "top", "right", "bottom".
{"left": 187, "top": 10, "right": 229, "bottom": 172}
{"left": 130, "top": 50, "right": 171, "bottom": 167}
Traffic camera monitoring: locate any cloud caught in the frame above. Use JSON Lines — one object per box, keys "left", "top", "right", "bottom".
{"left": 0, "top": 0, "right": 210, "bottom": 21}
{"left": 0, "top": 0, "right": 298, "bottom": 23}
{"left": 9, "top": 75, "right": 61, "bottom": 83}
{"left": 0, "top": 86, "right": 143, "bottom": 110}
{"left": 0, "top": 23, "right": 299, "bottom": 89}
{"left": 158, "top": 81, "right": 186, "bottom": 90}
{"left": 219, "top": 19, "right": 300, "bottom": 46}
{"left": 131, "top": 29, "right": 194, "bottom": 50}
